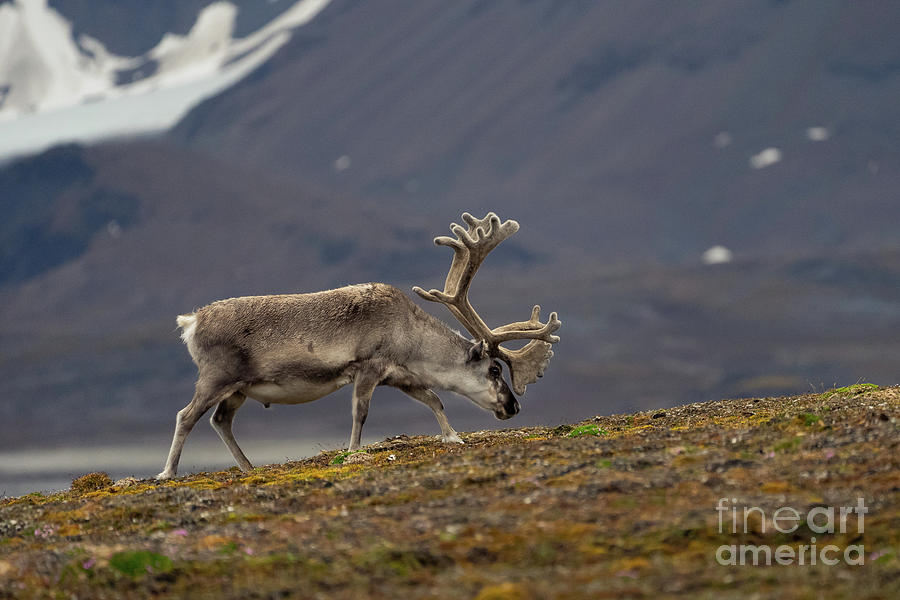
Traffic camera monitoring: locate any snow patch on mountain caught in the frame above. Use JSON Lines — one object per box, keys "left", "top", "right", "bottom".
{"left": 0, "top": 0, "right": 330, "bottom": 161}
{"left": 749, "top": 147, "right": 782, "bottom": 169}
{"left": 806, "top": 126, "right": 830, "bottom": 142}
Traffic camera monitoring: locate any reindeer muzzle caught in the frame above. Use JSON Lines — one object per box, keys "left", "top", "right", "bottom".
{"left": 496, "top": 394, "right": 520, "bottom": 420}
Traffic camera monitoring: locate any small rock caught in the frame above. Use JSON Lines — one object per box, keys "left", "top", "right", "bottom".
{"left": 652, "top": 411, "right": 666, "bottom": 419}
{"left": 0, "top": 560, "right": 14, "bottom": 577}
{"left": 344, "top": 452, "right": 373, "bottom": 465}
{"left": 113, "top": 477, "right": 139, "bottom": 488}
{"left": 466, "top": 546, "right": 498, "bottom": 564}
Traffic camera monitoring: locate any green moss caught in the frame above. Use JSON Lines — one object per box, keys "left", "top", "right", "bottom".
{"left": 144, "top": 521, "right": 173, "bottom": 535}
{"left": 218, "top": 541, "right": 241, "bottom": 555}
{"left": 826, "top": 383, "right": 879, "bottom": 397}
{"left": 352, "top": 545, "right": 448, "bottom": 579}
{"left": 798, "top": 412, "right": 821, "bottom": 426}
{"left": 109, "top": 550, "right": 173, "bottom": 578}
{"left": 528, "top": 540, "right": 561, "bottom": 565}
{"left": 567, "top": 424, "right": 608, "bottom": 437}
{"left": 773, "top": 436, "right": 803, "bottom": 452}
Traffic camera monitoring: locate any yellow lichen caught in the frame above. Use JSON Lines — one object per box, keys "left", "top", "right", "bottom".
{"left": 474, "top": 582, "right": 531, "bottom": 600}
{"left": 165, "top": 478, "right": 222, "bottom": 491}
{"left": 760, "top": 480, "right": 791, "bottom": 493}
{"left": 82, "top": 490, "right": 114, "bottom": 500}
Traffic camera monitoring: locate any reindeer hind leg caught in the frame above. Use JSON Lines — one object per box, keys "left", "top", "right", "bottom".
{"left": 210, "top": 392, "right": 253, "bottom": 472}
{"left": 157, "top": 379, "right": 241, "bottom": 480}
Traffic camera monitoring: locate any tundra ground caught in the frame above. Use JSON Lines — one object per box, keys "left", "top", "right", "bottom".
{"left": 1, "top": 386, "right": 898, "bottom": 599}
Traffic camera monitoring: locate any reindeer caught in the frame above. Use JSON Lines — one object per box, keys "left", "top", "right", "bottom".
{"left": 157, "top": 212, "right": 561, "bottom": 479}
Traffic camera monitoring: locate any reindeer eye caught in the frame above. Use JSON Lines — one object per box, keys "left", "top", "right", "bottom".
{"left": 489, "top": 365, "right": 501, "bottom": 377}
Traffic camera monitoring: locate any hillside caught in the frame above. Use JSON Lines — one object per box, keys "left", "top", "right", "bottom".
{"left": 2, "top": 385, "right": 898, "bottom": 598}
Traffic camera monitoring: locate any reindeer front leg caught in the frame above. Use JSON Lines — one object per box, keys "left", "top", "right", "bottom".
{"left": 349, "top": 371, "right": 380, "bottom": 451}
{"left": 401, "top": 387, "right": 464, "bottom": 444}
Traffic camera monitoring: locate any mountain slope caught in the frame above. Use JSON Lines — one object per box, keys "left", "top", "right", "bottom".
{"left": 172, "top": 0, "right": 900, "bottom": 262}
{"left": 0, "top": 0, "right": 331, "bottom": 159}
{"left": 2, "top": 1, "right": 900, "bottom": 454}
{"left": 49, "top": 0, "right": 300, "bottom": 56}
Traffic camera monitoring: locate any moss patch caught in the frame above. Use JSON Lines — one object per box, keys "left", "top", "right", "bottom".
{"left": 71, "top": 472, "right": 113, "bottom": 494}
{"left": 566, "top": 423, "right": 608, "bottom": 437}
{"left": 824, "top": 383, "right": 880, "bottom": 397}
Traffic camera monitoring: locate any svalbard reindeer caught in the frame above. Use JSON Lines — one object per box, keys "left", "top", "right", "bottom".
{"left": 157, "top": 212, "right": 561, "bottom": 479}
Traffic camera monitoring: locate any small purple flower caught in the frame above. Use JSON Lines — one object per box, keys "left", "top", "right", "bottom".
{"left": 869, "top": 549, "right": 888, "bottom": 562}
{"left": 82, "top": 558, "right": 96, "bottom": 570}
{"left": 171, "top": 528, "right": 188, "bottom": 537}
{"left": 824, "top": 450, "right": 835, "bottom": 460}
{"left": 244, "top": 547, "right": 254, "bottom": 556}
{"left": 33, "top": 525, "right": 55, "bottom": 539}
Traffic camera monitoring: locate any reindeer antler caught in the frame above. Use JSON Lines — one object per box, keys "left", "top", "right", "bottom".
{"left": 413, "top": 212, "right": 561, "bottom": 395}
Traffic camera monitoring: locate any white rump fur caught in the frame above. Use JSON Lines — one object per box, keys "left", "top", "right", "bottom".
{"left": 176, "top": 314, "right": 197, "bottom": 346}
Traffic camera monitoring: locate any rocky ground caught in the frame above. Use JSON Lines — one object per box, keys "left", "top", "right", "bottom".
{"left": 1, "top": 385, "right": 898, "bottom": 599}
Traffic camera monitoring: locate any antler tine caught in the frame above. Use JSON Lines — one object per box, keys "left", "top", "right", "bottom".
{"left": 489, "top": 307, "right": 562, "bottom": 396}
{"left": 495, "top": 340, "right": 555, "bottom": 396}
{"left": 413, "top": 212, "right": 518, "bottom": 341}
{"left": 489, "top": 305, "right": 561, "bottom": 344}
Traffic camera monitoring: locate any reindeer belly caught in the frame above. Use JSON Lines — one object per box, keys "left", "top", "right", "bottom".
{"left": 245, "top": 375, "right": 352, "bottom": 405}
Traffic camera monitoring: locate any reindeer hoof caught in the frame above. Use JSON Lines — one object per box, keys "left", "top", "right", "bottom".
{"left": 441, "top": 433, "right": 464, "bottom": 445}
{"left": 155, "top": 471, "right": 175, "bottom": 481}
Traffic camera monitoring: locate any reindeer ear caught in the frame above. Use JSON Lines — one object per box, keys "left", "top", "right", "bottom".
{"left": 467, "top": 340, "right": 487, "bottom": 362}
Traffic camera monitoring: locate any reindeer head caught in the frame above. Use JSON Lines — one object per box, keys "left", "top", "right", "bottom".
{"left": 448, "top": 340, "right": 520, "bottom": 419}
{"left": 413, "top": 212, "right": 561, "bottom": 409}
